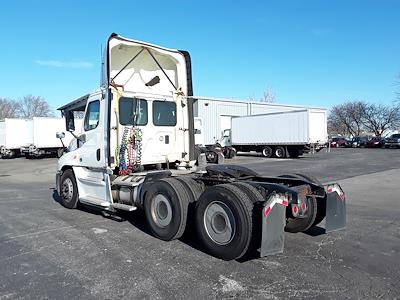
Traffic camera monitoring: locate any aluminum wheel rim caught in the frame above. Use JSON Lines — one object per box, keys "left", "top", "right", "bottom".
{"left": 204, "top": 201, "right": 236, "bottom": 245}
{"left": 262, "top": 147, "right": 271, "bottom": 157}
{"left": 62, "top": 178, "right": 74, "bottom": 202}
{"left": 276, "top": 148, "right": 284, "bottom": 157}
{"left": 151, "top": 194, "right": 172, "bottom": 228}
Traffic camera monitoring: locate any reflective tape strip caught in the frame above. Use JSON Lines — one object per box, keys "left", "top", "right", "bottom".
{"left": 264, "top": 194, "right": 289, "bottom": 216}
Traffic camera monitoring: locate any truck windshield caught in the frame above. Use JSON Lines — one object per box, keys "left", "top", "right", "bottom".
{"left": 119, "top": 97, "right": 148, "bottom": 126}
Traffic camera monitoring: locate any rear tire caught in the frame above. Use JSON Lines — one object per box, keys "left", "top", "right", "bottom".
{"left": 278, "top": 173, "right": 319, "bottom": 232}
{"left": 195, "top": 184, "right": 254, "bottom": 260}
{"left": 231, "top": 182, "right": 265, "bottom": 256}
{"left": 60, "top": 169, "right": 79, "bottom": 209}
{"left": 285, "top": 196, "right": 317, "bottom": 233}
{"left": 274, "top": 146, "right": 286, "bottom": 158}
{"left": 144, "top": 178, "right": 190, "bottom": 241}
{"left": 293, "top": 173, "right": 326, "bottom": 227}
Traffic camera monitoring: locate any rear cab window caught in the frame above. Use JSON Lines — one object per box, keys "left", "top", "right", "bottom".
{"left": 153, "top": 101, "right": 177, "bottom": 126}
{"left": 119, "top": 97, "right": 148, "bottom": 126}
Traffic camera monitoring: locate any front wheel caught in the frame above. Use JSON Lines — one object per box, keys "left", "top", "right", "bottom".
{"left": 60, "top": 169, "right": 79, "bottom": 209}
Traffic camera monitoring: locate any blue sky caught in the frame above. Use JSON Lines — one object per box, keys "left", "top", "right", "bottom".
{"left": 0, "top": 0, "right": 399, "bottom": 113}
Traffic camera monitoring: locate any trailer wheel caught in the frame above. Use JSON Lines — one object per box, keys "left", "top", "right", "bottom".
{"left": 261, "top": 146, "right": 273, "bottom": 158}
{"left": 144, "top": 178, "right": 190, "bottom": 241}
{"left": 195, "top": 184, "right": 254, "bottom": 260}
{"left": 274, "top": 146, "right": 286, "bottom": 158}
{"left": 60, "top": 169, "right": 79, "bottom": 209}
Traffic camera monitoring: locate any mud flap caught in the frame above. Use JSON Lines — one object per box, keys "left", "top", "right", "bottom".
{"left": 260, "top": 194, "right": 288, "bottom": 257}
{"left": 217, "top": 152, "right": 225, "bottom": 164}
{"left": 325, "top": 183, "right": 346, "bottom": 233}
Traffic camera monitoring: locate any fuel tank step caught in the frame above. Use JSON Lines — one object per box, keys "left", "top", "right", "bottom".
{"left": 110, "top": 203, "right": 137, "bottom": 212}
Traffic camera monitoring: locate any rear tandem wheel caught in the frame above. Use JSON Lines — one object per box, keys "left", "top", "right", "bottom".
{"left": 195, "top": 184, "right": 255, "bottom": 260}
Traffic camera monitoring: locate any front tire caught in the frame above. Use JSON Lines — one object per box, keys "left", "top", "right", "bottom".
{"left": 60, "top": 169, "right": 79, "bottom": 209}
{"left": 195, "top": 184, "right": 254, "bottom": 260}
{"left": 144, "top": 178, "right": 190, "bottom": 241}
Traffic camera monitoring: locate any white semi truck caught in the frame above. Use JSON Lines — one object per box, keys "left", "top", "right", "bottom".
{"left": 56, "top": 33, "right": 346, "bottom": 260}
{"left": 217, "top": 109, "right": 328, "bottom": 158}
{"left": 0, "top": 118, "right": 33, "bottom": 158}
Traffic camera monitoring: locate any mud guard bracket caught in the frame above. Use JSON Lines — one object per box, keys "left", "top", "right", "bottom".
{"left": 260, "top": 194, "right": 288, "bottom": 257}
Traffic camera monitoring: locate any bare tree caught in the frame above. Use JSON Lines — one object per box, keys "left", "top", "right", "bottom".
{"left": 249, "top": 88, "right": 276, "bottom": 103}
{"left": 0, "top": 97, "right": 19, "bottom": 119}
{"left": 361, "top": 103, "right": 400, "bottom": 136}
{"left": 17, "top": 95, "right": 54, "bottom": 118}
{"left": 260, "top": 89, "right": 276, "bottom": 103}
{"left": 328, "top": 101, "right": 366, "bottom": 136}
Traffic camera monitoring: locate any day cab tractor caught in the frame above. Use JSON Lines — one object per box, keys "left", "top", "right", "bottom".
{"left": 56, "top": 33, "right": 346, "bottom": 261}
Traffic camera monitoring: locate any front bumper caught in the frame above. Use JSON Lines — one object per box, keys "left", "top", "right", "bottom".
{"left": 385, "top": 142, "right": 400, "bottom": 147}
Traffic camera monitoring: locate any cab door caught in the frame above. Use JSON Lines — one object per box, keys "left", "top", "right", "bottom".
{"left": 72, "top": 94, "right": 112, "bottom": 206}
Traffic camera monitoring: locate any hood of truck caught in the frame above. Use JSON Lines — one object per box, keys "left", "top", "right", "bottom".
{"left": 102, "top": 34, "right": 190, "bottom": 96}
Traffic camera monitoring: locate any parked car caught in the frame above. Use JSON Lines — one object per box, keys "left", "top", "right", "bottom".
{"left": 351, "top": 136, "right": 368, "bottom": 148}
{"left": 330, "top": 137, "right": 350, "bottom": 148}
{"left": 366, "top": 137, "right": 385, "bottom": 148}
{"left": 385, "top": 134, "right": 400, "bottom": 148}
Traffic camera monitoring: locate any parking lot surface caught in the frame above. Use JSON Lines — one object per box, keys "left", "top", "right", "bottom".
{"left": 0, "top": 148, "right": 399, "bottom": 299}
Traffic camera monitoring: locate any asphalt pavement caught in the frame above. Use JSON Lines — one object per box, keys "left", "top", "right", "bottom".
{"left": 0, "top": 148, "right": 399, "bottom": 299}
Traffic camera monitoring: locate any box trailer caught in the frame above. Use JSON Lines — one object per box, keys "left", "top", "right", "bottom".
{"left": 0, "top": 118, "right": 33, "bottom": 158}
{"left": 215, "top": 109, "right": 327, "bottom": 158}
{"left": 194, "top": 97, "right": 328, "bottom": 146}
{"left": 20, "top": 117, "right": 83, "bottom": 158}
{"left": 55, "top": 33, "right": 345, "bottom": 261}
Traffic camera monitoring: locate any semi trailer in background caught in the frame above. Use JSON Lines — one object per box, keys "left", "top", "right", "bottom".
{"left": 217, "top": 109, "right": 328, "bottom": 158}
{"left": 0, "top": 118, "right": 33, "bottom": 158}
{"left": 55, "top": 33, "right": 346, "bottom": 261}
{"left": 194, "top": 97, "right": 328, "bottom": 146}
{"left": 20, "top": 117, "right": 82, "bottom": 158}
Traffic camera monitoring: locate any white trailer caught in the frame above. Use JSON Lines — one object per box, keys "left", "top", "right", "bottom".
{"left": 20, "top": 117, "right": 83, "bottom": 158}
{"left": 218, "top": 110, "right": 327, "bottom": 158}
{"left": 194, "top": 97, "right": 328, "bottom": 145}
{"left": 0, "top": 118, "right": 33, "bottom": 158}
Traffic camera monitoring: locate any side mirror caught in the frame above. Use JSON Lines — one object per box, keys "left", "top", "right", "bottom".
{"left": 56, "top": 132, "right": 65, "bottom": 139}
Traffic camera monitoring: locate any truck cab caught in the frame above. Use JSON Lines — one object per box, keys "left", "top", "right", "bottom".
{"left": 57, "top": 33, "right": 195, "bottom": 208}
